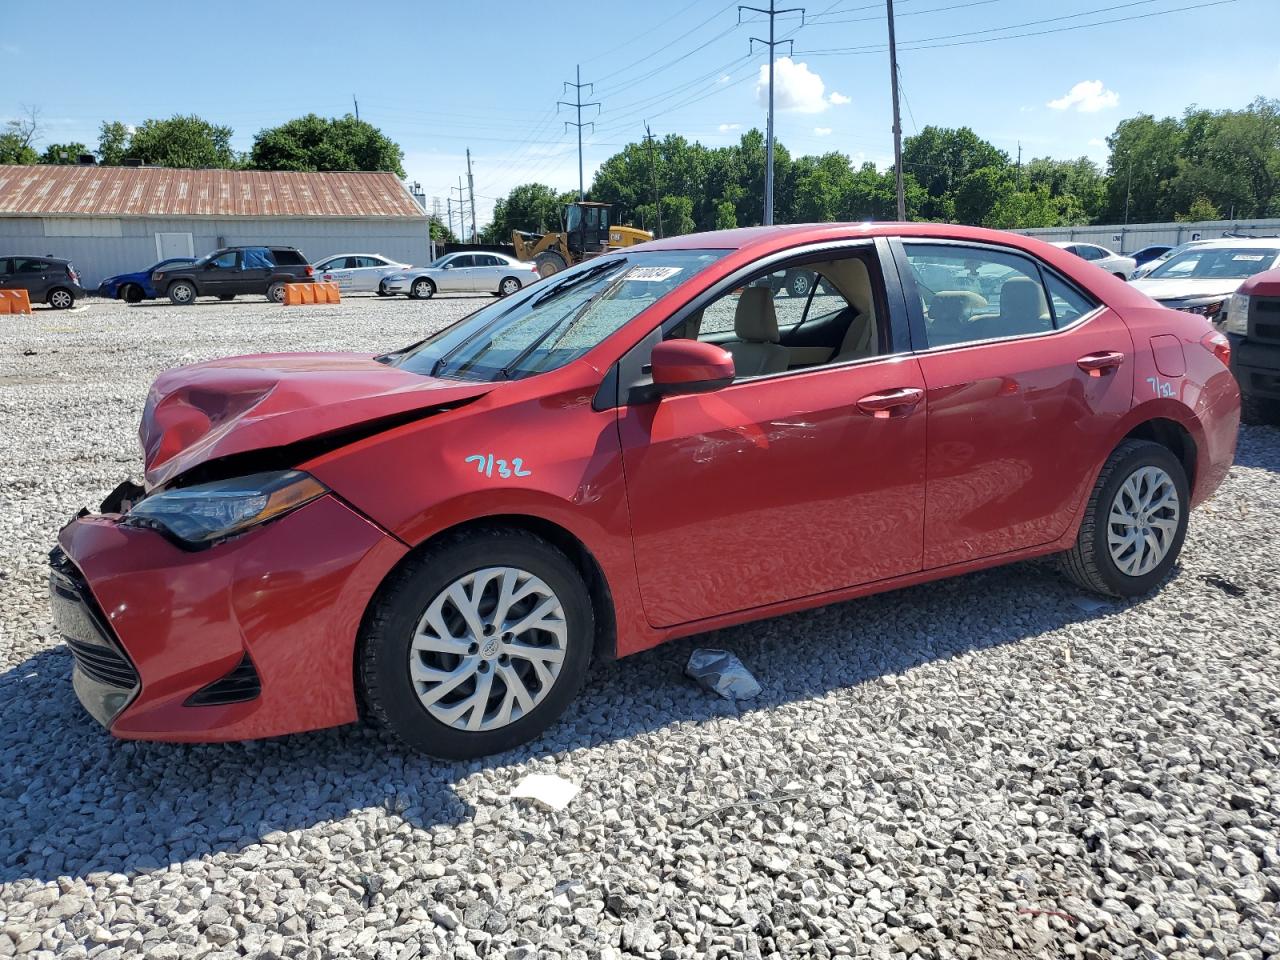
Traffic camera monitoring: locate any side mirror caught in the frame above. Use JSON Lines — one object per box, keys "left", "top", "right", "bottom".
{"left": 650, "top": 339, "right": 735, "bottom": 395}
{"left": 442, "top": 263, "right": 452, "bottom": 269}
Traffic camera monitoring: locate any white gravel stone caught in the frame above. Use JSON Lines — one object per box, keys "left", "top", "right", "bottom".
{"left": 1, "top": 294, "right": 1279, "bottom": 959}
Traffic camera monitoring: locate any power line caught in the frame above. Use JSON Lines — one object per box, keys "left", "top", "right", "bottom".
{"left": 813, "top": 0, "right": 1003, "bottom": 24}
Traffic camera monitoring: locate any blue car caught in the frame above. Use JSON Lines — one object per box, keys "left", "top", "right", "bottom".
{"left": 98, "top": 257, "right": 196, "bottom": 302}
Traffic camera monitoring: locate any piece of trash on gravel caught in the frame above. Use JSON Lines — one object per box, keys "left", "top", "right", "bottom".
{"left": 1200, "top": 574, "right": 1246, "bottom": 597}
{"left": 511, "top": 774, "right": 579, "bottom": 811}
{"left": 686, "top": 648, "right": 762, "bottom": 701}
{"left": 1071, "top": 596, "right": 1109, "bottom": 613}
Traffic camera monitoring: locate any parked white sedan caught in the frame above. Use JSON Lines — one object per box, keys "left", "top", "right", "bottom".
{"left": 312, "top": 254, "right": 411, "bottom": 294}
{"left": 1049, "top": 241, "right": 1136, "bottom": 279}
{"left": 384, "top": 252, "right": 540, "bottom": 299}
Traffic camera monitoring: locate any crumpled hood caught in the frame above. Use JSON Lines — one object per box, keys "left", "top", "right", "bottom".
{"left": 1130, "top": 277, "right": 1243, "bottom": 303}
{"left": 140, "top": 352, "right": 492, "bottom": 488}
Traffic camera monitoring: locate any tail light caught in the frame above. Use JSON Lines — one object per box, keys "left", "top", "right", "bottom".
{"left": 305, "top": 265, "right": 315, "bottom": 276}
{"left": 68, "top": 265, "right": 80, "bottom": 283}
{"left": 1201, "top": 330, "right": 1230, "bottom": 367}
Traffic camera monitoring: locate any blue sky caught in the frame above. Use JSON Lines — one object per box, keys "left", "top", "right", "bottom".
{"left": 3, "top": 0, "right": 1276, "bottom": 228}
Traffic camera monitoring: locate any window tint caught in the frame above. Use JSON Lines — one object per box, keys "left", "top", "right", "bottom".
{"left": 15, "top": 258, "right": 52, "bottom": 273}
{"left": 208, "top": 251, "right": 238, "bottom": 269}
{"left": 451, "top": 255, "right": 476, "bottom": 268}
{"left": 0, "top": 259, "right": 11, "bottom": 275}
{"left": 357, "top": 256, "right": 383, "bottom": 268}
{"left": 904, "top": 244, "right": 1055, "bottom": 348}
{"left": 1043, "top": 272, "right": 1098, "bottom": 325}
{"left": 474, "top": 255, "right": 499, "bottom": 267}
{"left": 269, "top": 249, "right": 307, "bottom": 266}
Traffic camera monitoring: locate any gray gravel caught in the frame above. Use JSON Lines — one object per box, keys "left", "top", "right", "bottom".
{"left": 2, "top": 295, "right": 1278, "bottom": 960}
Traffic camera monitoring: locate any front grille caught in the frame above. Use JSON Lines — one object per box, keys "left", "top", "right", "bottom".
{"left": 49, "top": 547, "right": 139, "bottom": 691}
{"left": 185, "top": 653, "right": 261, "bottom": 706}
{"left": 1253, "top": 297, "right": 1280, "bottom": 344}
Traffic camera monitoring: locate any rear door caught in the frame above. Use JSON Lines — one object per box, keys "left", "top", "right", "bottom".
{"left": 894, "top": 239, "right": 1134, "bottom": 569}
{"left": 471, "top": 254, "right": 506, "bottom": 293}
{"left": 350, "top": 256, "right": 388, "bottom": 291}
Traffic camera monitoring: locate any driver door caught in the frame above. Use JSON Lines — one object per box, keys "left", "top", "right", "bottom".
{"left": 200, "top": 250, "right": 239, "bottom": 296}
{"left": 440, "top": 254, "right": 476, "bottom": 292}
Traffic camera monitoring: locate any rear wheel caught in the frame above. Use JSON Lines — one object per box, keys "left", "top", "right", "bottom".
{"left": 167, "top": 282, "right": 196, "bottom": 306}
{"left": 1241, "top": 393, "right": 1280, "bottom": 426}
{"left": 266, "top": 282, "right": 287, "bottom": 303}
{"left": 359, "top": 528, "right": 593, "bottom": 758}
{"left": 411, "top": 278, "right": 435, "bottom": 300}
{"left": 534, "top": 251, "right": 568, "bottom": 278}
{"left": 499, "top": 276, "right": 522, "bottom": 297}
{"left": 47, "top": 287, "right": 75, "bottom": 310}
{"left": 1060, "top": 439, "right": 1189, "bottom": 597}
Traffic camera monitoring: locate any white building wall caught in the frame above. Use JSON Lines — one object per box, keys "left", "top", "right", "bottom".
{"left": 1015, "top": 218, "right": 1280, "bottom": 255}
{"left": 0, "top": 215, "right": 431, "bottom": 287}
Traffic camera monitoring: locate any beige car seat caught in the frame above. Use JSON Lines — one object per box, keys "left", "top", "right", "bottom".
{"left": 724, "top": 288, "right": 789, "bottom": 377}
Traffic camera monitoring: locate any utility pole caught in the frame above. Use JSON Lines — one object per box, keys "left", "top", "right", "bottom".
{"left": 1016, "top": 142, "right": 1022, "bottom": 190}
{"left": 452, "top": 179, "right": 467, "bottom": 242}
{"left": 886, "top": 0, "right": 906, "bottom": 221}
{"left": 559, "top": 65, "right": 600, "bottom": 200}
{"left": 1124, "top": 155, "right": 1134, "bottom": 225}
{"left": 644, "top": 123, "right": 663, "bottom": 238}
{"left": 466, "top": 149, "right": 478, "bottom": 245}
{"left": 741, "top": 1, "right": 804, "bottom": 225}
{"left": 446, "top": 197, "right": 455, "bottom": 243}
{"left": 353, "top": 95, "right": 360, "bottom": 122}
{"left": 431, "top": 197, "right": 442, "bottom": 260}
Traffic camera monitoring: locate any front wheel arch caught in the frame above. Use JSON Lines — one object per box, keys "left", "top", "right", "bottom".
{"left": 355, "top": 514, "right": 618, "bottom": 703}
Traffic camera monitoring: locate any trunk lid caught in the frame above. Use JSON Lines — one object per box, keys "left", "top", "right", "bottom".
{"left": 141, "top": 352, "right": 492, "bottom": 488}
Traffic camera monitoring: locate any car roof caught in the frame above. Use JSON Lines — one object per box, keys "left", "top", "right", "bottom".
{"left": 1048, "top": 240, "right": 1109, "bottom": 248}
{"left": 1179, "top": 236, "right": 1280, "bottom": 250}
{"left": 317, "top": 253, "right": 390, "bottom": 259}
{"left": 4, "top": 254, "right": 70, "bottom": 261}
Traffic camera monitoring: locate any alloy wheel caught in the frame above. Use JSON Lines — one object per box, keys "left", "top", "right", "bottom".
{"left": 501, "top": 278, "right": 520, "bottom": 296}
{"left": 1107, "top": 465, "right": 1180, "bottom": 577}
{"left": 49, "top": 290, "right": 73, "bottom": 309}
{"left": 409, "top": 566, "right": 567, "bottom": 732}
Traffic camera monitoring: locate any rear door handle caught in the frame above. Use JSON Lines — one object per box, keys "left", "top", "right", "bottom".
{"left": 1077, "top": 351, "right": 1126, "bottom": 376}
{"left": 856, "top": 387, "right": 924, "bottom": 418}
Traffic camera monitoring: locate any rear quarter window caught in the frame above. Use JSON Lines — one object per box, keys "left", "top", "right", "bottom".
{"left": 269, "top": 249, "right": 307, "bottom": 265}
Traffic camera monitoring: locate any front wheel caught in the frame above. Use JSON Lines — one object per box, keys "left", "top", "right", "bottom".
{"left": 1060, "top": 439, "right": 1189, "bottom": 597}
{"left": 167, "top": 281, "right": 196, "bottom": 305}
{"left": 411, "top": 278, "right": 435, "bottom": 300}
{"left": 359, "top": 529, "right": 594, "bottom": 758}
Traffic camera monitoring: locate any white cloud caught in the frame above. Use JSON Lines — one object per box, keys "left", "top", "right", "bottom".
{"left": 813, "top": 127, "right": 832, "bottom": 136}
{"left": 1048, "top": 80, "right": 1119, "bottom": 113}
{"left": 718, "top": 123, "right": 741, "bottom": 133}
{"left": 717, "top": 74, "right": 732, "bottom": 85}
{"left": 828, "top": 92, "right": 850, "bottom": 106}
{"left": 757, "top": 57, "right": 846, "bottom": 114}
{"left": 1088, "top": 137, "right": 1105, "bottom": 147}
{"left": 1018, "top": 105, "right": 1035, "bottom": 113}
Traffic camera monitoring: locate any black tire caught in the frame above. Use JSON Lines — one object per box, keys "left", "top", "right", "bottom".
{"left": 1241, "top": 393, "right": 1280, "bottom": 426}
{"left": 786, "top": 271, "right": 812, "bottom": 297}
{"left": 218, "top": 294, "right": 235, "bottom": 301}
{"left": 266, "top": 282, "right": 287, "bottom": 304}
{"left": 123, "top": 284, "right": 144, "bottom": 304}
{"left": 377, "top": 282, "right": 392, "bottom": 297}
{"left": 1060, "top": 439, "right": 1189, "bottom": 597}
{"left": 167, "top": 281, "right": 197, "bottom": 306}
{"left": 359, "top": 528, "right": 594, "bottom": 758}
{"left": 534, "top": 251, "right": 568, "bottom": 278}
{"left": 410, "top": 277, "right": 435, "bottom": 300}
{"left": 498, "top": 276, "right": 522, "bottom": 297}
{"left": 46, "top": 287, "right": 75, "bottom": 310}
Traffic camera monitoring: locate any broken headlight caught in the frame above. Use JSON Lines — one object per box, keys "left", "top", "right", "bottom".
{"left": 124, "top": 470, "right": 328, "bottom": 545}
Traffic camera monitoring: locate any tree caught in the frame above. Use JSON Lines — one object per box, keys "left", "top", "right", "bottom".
{"left": 429, "top": 216, "right": 458, "bottom": 245}
{"left": 97, "top": 121, "right": 130, "bottom": 165}
{"left": 38, "top": 142, "right": 89, "bottom": 164}
{"left": 1103, "top": 114, "right": 1184, "bottom": 222}
{"left": 0, "top": 105, "right": 40, "bottom": 164}
{"left": 1176, "top": 196, "right": 1223, "bottom": 222}
{"left": 953, "top": 165, "right": 1012, "bottom": 226}
{"left": 714, "top": 200, "right": 738, "bottom": 230}
{"left": 249, "top": 114, "right": 405, "bottom": 177}
{"left": 126, "top": 115, "right": 236, "bottom": 168}
{"left": 484, "top": 183, "right": 566, "bottom": 242}
{"left": 902, "top": 126, "right": 1009, "bottom": 220}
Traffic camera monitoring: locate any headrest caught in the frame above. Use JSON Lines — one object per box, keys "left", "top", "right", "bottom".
{"left": 930, "top": 290, "right": 978, "bottom": 324}
{"left": 734, "top": 287, "right": 780, "bottom": 343}
{"left": 999, "top": 277, "right": 1048, "bottom": 319}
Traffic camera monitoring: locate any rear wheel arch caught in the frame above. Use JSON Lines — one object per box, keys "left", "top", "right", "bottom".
{"left": 1122, "top": 417, "right": 1197, "bottom": 497}
{"left": 355, "top": 514, "right": 618, "bottom": 695}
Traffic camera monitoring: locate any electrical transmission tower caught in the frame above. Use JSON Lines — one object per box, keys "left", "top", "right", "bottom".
{"left": 559, "top": 65, "right": 600, "bottom": 201}
{"left": 740, "top": 0, "right": 804, "bottom": 226}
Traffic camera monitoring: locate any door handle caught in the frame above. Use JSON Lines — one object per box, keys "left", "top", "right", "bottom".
{"left": 856, "top": 387, "right": 924, "bottom": 418}
{"left": 1077, "top": 351, "right": 1126, "bottom": 377}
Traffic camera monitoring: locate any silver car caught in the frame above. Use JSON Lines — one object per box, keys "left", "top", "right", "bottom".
{"left": 1050, "top": 241, "right": 1136, "bottom": 280}
{"left": 313, "top": 253, "right": 411, "bottom": 294}
{"left": 384, "top": 252, "right": 540, "bottom": 299}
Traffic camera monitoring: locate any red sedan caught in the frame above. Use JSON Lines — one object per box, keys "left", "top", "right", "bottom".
{"left": 51, "top": 223, "right": 1240, "bottom": 758}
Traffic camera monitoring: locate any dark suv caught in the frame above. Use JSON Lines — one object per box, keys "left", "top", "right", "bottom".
{"left": 0, "top": 256, "right": 85, "bottom": 309}
{"left": 152, "top": 247, "right": 314, "bottom": 305}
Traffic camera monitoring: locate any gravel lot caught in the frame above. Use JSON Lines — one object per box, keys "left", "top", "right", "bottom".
{"left": 1, "top": 294, "right": 1278, "bottom": 960}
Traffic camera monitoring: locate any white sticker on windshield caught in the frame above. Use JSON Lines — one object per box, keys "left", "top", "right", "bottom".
{"left": 1232, "top": 254, "right": 1265, "bottom": 261}
{"left": 625, "top": 266, "right": 683, "bottom": 282}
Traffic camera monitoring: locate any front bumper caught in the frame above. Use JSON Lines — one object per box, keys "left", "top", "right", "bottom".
{"left": 384, "top": 278, "right": 413, "bottom": 293}
{"left": 1228, "top": 332, "right": 1280, "bottom": 400}
{"left": 51, "top": 493, "right": 407, "bottom": 742}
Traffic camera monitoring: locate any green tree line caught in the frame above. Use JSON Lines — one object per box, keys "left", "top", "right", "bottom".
{"left": 485, "top": 96, "right": 1279, "bottom": 238}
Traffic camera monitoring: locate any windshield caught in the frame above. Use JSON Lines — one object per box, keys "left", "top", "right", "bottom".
{"left": 388, "top": 249, "right": 728, "bottom": 382}
{"left": 428, "top": 255, "right": 453, "bottom": 268}
{"left": 1146, "top": 247, "right": 1280, "bottom": 281}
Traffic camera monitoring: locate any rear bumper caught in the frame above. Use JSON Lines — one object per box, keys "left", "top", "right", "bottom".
{"left": 1228, "top": 332, "right": 1280, "bottom": 400}
{"left": 52, "top": 494, "right": 407, "bottom": 742}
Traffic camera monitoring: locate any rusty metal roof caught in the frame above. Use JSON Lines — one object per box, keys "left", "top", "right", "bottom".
{"left": 0, "top": 165, "right": 426, "bottom": 219}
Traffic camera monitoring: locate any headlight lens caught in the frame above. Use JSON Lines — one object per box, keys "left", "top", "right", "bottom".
{"left": 1178, "top": 298, "right": 1226, "bottom": 321}
{"left": 124, "top": 470, "right": 327, "bottom": 545}
{"left": 386, "top": 274, "right": 408, "bottom": 282}
{"left": 1223, "top": 292, "right": 1250, "bottom": 335}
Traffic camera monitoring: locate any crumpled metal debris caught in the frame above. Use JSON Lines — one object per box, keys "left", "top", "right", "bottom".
{"left": 685, "top": 648, "right": 761, "bottom": 701}
{"left": 511, "top": 774, "right": 579, "bottom": 811}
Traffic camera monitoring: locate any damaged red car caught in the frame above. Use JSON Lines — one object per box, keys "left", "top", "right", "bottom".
{"left": 51, "top": 224, "right": 1240, "bottom": 758}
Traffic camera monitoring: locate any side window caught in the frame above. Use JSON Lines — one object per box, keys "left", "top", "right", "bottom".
{"left": 0, "top": 259, "right": 11, "bottom": 275}
{"left": 478, "top": 255, "right": 502, "bottom": 267}
{"left": 903, "top": 244, "right": 1054, "bottom": 348}
{"left": 1079, "top": 245, "right": 1104, "bottom": 261}
{"left": 354, "top": 256, "right": 379, "bottom": 268}
{"left": 1043, "top": 272, "right": 1098, "bottom": 326}
{"left": 452, "top": 255, "right": 475, "bottom": 268}
{"left": 15, "top": 258, "right": 52, "bottom": 273}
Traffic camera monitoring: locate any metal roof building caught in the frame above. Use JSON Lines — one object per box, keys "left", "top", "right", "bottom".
{"left": 0, "top": 165, "right": 429, "bottom": 286}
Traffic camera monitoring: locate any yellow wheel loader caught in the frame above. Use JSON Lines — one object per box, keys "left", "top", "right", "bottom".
{"left": 512, "top": 201, "right": 653, "bottom": 278}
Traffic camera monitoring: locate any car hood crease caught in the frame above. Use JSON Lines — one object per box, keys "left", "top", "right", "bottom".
{"left": 140, "top": 352, "right": 492, "bottom": 488}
